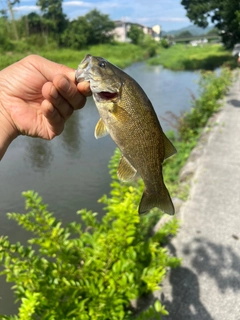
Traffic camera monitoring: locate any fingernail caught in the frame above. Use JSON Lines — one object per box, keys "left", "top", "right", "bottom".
{"left": 60, "top": 77, "right": 70, "bottom": 92}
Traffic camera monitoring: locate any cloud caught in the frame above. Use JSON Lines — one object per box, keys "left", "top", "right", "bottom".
{"left": 159, "top": 17, "right": 189, "bottom": 22}
{"left": 13, "top": 5, "right": 40, "bottom": 12}
{"left": 63, "top": 1, "right": 93, "bottom": 7}
{"left": 119, "top": 15, "right": 189, "bottom": 26}
{"left": 63, "top": 1, "right": 118, "bottom": 8}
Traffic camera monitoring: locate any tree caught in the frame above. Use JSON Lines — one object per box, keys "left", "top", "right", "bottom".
{"left": 60, "top": 17, "right": 90, "bottom": 49}
{"left": 85, "top": 9, "right": 115, "bottom": 44}
{"left": 37, "top": 0, "right": 68, "bottom": 40}
{"left": 7, "top": 0, "right": 19, "bottom": 40}
{"left": 0, "top": 16, "right": 13, "bottom": 51}
{"left": 18, "top": 13, "right": 49, "bottom": 46}
{"left": 26, "top": 12, "right": 43, "bottom": 35}
{"left": 181, "top": 0, "right": 240, "bottom": 48}
{"left": 127, "top": 24, "right": 144, "bottom": 45}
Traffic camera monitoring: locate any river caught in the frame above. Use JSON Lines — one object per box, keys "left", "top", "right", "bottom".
{"left": 0, "top": 62, "right": 200, "bottom": 314}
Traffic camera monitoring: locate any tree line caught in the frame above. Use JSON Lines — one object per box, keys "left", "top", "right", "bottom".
{"left": 181, "top": 0, "right": 240, "bottom": 48}
{"left": 0, "top": 0, "right": 116, "bottom": 50}
{"left": 1, "top": 0, "right": 240, "bottom": 52}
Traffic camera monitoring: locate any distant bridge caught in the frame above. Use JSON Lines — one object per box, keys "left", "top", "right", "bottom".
{"left": 174, "top": 34, "right": 221, "bottom": 43}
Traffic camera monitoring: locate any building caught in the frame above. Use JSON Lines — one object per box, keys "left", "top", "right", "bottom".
{"left": 113, "top": 20, "right": 158, "bottom": 42}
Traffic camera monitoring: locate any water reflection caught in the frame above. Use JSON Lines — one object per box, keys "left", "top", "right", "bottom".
{"left": 25, "top": 138, "right": 54, "bottom": 171}
{"left": 60, "top": 111, "right": 82, "bottom": 156}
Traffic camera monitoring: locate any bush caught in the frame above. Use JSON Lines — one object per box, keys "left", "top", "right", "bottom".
{"left": 160, "top": 39, "right": 169, "bottom": 49}
{"left": 141, "top": 35, "right": 159, "bottom": 57}
{"left": 0, "top": 149, "right": 180, "bottom": 320}
{"left": 178, "top": 68, "right": 233, "bottom": 141}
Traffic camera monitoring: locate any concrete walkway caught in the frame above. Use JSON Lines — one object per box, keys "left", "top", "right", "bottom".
{"left": 161, "top": 74, "right": 240, "bottom": 319}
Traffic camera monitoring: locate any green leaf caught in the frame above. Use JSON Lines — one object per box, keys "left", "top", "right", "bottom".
{"left": 154, "top": 300, "right": 161, "bottom": 313}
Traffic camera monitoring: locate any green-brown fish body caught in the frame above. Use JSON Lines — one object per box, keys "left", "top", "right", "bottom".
{"left": 76, "top": 54, "right": 176, "bottom": 215}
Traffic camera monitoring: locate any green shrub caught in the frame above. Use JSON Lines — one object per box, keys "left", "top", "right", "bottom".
{"left": 160, "top": 39, "right": 169, "bottom": 49}
{"left": 148, "top": 44, "right": 233, "bottom": 71}
{"left": 0, "top": 43, "right": 154, "bottom": 71}
{"left": 0, "top": 149, "right": 180, "bottom": 320}
{"left": 141, "top": 35, "right": 159, "bottom": 57}
{"left": 178, "top": 68, "right": 232, "bottom": 141}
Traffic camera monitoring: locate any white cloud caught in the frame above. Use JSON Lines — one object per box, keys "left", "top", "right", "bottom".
{"left": 159, "top": 17, "right": 189, "bottom": 22}
{"left": 63, "top": 1, "right": 93, "bottom": 7}
{"left": 13, "top": 5, "right": 40, "bottom": 12}
{"left": 63, "top": 1, "right": 118, "bottom": 8}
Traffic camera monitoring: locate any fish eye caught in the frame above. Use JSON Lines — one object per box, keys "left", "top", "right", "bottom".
{"left": 98, "top": 61, "right": 106, "bottom": 68}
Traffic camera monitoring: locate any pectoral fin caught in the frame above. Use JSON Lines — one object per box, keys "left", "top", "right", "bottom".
{"left": 108, "top": 103, "right": 131, "bottom": 122}
{"left": 94, "top": 118, "right": 109, "bottom": 139}
{"left": 117, "top": 156, "right": 137, "bottom": 181}
{"left": 163, "top": 133, "right": 177, "bottom": 159}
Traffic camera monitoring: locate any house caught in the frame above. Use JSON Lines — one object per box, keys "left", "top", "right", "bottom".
{"left": 113, "top": 20, "right": 158, "bottom": 42}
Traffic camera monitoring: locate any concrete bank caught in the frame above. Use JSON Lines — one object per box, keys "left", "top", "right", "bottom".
{"left": 161, "top": 74, "right": 240, "bottom": 320}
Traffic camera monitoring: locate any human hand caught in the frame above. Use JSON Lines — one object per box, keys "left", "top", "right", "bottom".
{"left": 0, "top": 54, "right": 91, "bottom": 159}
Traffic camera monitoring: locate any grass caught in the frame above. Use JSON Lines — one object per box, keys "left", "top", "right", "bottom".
{"left": 148, "top": 43, "right": 236, "bottom": 70}
{"left": 0, "top": 42, "right": 150, "bottom": 71}
{"left": 2, "top": 41, "right": 237, "bottom": 72}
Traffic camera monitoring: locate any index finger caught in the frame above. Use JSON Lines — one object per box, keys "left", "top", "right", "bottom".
{"left": 77, "top": 81, "right": 92, "bottom": 97}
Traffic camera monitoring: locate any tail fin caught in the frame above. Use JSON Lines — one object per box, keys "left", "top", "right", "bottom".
{"left": 138, "top": 186, "right": 175, "bottom": 215}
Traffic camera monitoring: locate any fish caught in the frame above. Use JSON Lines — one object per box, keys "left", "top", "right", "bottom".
{"left": 75, "top": 54, "right": 177, "bottom": 215}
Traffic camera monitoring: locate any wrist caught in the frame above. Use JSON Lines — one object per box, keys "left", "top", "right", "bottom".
{"left": 0, "top": 103, "right": 18, "bottom": 160}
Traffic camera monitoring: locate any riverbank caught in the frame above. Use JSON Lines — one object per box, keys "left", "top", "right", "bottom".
{"left": 160, "top": 72, "right": 240, "bottom": 319}
{"left": 0, "top": 43, "right": 151, "bottom": 70}
{"left": 2, "top": 42, "right": 237, "bottom": 73}
{"left": 148, "top": 43, "right": 236, "bottom": 70}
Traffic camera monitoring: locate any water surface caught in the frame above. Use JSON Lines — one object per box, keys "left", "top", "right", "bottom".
{"left": 0, "top": 63, "right": 200, "bottom": 314}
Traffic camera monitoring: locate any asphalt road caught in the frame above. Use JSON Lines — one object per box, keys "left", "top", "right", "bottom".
{"left": 161, "top": 73, "right": 240, "bottom": 320}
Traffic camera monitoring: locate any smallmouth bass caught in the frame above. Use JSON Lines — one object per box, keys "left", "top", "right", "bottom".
{"left": 76, "top": 54, "right": 176, "bottom": 215}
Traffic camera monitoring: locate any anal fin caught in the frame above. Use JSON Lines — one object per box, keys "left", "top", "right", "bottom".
{"left": 117, "top": 156, "right": 137, "bottom": 181}
{"left": 163, "top": 133, "right": 177, "bottom": 159}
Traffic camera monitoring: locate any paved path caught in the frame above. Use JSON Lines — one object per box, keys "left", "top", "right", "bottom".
{"left": 161, "top": 74, "right": 240, "bottom": 320}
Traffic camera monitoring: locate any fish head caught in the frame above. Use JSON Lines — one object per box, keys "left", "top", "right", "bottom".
{"left": 76, "top": 54, "right": 122, "bottom": 102}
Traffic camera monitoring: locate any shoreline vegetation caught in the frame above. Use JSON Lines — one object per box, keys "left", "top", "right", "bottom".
{"left": 148, "top": 43, "right": 236, "bottom": 71}
{"left": 0, "top": 42, "right": 234, "bottom": 319}
{"left": 1, "top": 42, "right": 237, "bottom": 72}
{"left": 0, "top": 42, "right": 152, "bottom": 71}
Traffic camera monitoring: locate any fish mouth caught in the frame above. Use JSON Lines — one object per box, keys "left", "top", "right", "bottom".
{"left": 75, "top": 54, "right": 92, "bottom": 83}
{"left": 75, "top": 54, "right": 119, "bottom": 101}
{"left": 96, "top": 91, "right": 118, "bottom": 101}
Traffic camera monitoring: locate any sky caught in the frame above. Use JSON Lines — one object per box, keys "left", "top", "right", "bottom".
{"left": 1, "top": 0, "right": 192, "bottom": 32}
